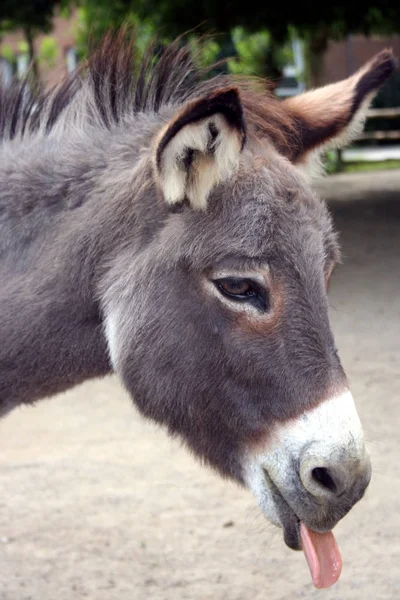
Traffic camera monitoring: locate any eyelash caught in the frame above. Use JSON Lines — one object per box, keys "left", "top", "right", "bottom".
{"left": 213, "top": 277, "right": 269, "bottom": 312}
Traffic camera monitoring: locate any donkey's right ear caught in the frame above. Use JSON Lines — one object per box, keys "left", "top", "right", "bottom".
{"left": 153, "top": 88, "right": 246, "bottom": 210}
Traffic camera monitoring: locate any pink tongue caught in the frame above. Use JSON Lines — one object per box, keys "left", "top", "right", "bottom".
{"left": 300, "top": 522, "right": 342, "bottom": 589}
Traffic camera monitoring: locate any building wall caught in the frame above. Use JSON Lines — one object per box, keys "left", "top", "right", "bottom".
{"left": 321, "top": 34, "right": 400, "bottom": 84}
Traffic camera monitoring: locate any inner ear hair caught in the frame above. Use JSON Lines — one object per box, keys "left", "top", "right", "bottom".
{"left": 154, "top": 87, "right": 246, "bottom": 210}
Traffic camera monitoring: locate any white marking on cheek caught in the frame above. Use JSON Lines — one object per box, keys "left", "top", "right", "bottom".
{"left": 104, "top": 311, "right": 120, "bottom": 371}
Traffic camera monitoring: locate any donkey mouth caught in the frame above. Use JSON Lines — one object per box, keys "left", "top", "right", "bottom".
{"left": 261, "top": 468, "right": 340, "bottom": 550}
{"left": 261, "top": 469, "right": 344, "bottom": 588}
{"left": 262, "top": 469, "right": 302, "bottom": 550}
{"left": 282, "top": 515, "right": 302, "bottom": 550}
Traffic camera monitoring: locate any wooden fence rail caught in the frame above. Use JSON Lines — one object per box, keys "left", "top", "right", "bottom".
{"left": 358, "top": 107, "right": 400, "bottom": 141}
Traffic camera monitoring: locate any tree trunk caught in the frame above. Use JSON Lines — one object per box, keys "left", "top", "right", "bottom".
{"left": 23, "top": 26, "right": 41, "bottom": 89}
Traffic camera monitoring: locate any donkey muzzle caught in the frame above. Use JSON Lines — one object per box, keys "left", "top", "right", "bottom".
{"left": 246, "top": 390, "right": 371, "bottom": 548}
{"left": 299, "top": 440, "right": 371, "bottom": 503}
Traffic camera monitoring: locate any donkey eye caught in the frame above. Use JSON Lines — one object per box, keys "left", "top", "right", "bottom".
{"left": 217, "top": 278, "right": 252, "bottom": 296}
{"left": 213, "top": 277, "right": 269, "bottom": 312}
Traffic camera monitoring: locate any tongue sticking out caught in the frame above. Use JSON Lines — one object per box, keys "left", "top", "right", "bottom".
{"left": 300, "top": 522, "right": 342, "bottom": 589}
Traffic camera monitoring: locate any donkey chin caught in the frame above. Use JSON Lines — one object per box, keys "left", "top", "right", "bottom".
{"left": 244, "top": 389, "right": 371, "bottom": 551}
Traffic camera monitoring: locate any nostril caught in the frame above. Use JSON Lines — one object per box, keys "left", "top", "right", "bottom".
{"left": 312, "top": 467, "right": 338, "bottom": 494}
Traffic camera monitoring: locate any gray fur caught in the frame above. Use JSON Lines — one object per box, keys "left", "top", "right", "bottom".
{"left": 0, "top": 35, "right": 393, "bottom": 508}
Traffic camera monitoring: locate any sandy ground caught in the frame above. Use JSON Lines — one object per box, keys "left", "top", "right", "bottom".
{"left": 1, "top": 170, "right": 400, "bottom": 600}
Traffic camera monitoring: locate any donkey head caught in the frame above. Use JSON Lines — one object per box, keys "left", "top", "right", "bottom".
{"left": 102, "top": 50, "right": 395, "bottom": 564}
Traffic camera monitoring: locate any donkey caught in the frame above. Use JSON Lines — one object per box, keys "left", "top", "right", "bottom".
{"left": 0, "top": 32, "right": 396, "bottom": 588}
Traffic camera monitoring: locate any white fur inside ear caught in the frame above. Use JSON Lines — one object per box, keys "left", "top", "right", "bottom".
{"left": 296, "top": 83, "right": 375, "bottom": 181}
{"left": 157, "top": 114, "right": 242, "bottom": 210}
{"left": 297, "top": 93, "right": 374, "bottom": 182}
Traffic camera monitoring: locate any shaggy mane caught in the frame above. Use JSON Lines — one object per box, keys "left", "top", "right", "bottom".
{"left": 0, "top": 29, "right": 299, "bottom": 153}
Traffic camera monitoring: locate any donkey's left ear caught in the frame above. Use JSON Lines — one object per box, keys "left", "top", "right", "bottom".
{"left": 284, "top": 50, "right": 397, "bottom": 173}
{"left": 153, "top": 87, "right": 246, "bottom": 210}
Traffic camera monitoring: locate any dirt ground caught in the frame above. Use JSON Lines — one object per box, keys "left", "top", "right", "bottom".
{"left": 1, "top": 170, "right": 400, "bottom": 600}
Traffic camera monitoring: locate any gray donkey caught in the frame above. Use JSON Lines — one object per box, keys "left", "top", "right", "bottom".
{"left": 0, "top": 32, "right": 396, "bottom": 588}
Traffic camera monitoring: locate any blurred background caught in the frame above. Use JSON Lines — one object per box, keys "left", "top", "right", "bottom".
{"left": 0, "top": 3, "right": 400, "bottom": 600}
{"left": 1, "top": 1, "right": 400, "bottom": 171}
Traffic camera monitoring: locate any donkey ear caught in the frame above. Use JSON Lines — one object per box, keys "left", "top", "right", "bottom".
{"left": 283, "top": 50, "right": 397, "bottom": 173}
{"left": 153, "top": 88, "right": 246, "bottom": 210}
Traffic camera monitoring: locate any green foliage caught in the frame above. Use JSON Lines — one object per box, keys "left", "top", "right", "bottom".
{"left": 132, "top": 0, "right": 400, "bottom": 86}
{"left": 323, "top": 150, "right": 342, "bottom": 174}
{"left": 175, "top": 27, "right": 295, "bottom": 81}
{"left": 38, "top": 36, "right": 60, "bottom": 69}
{"left": 321, "top": 152, "right": 400, "bottom": 175}
{"left": 134, "top": 1, "right": 400, "bottom": 43}
{"left": 228, "top": 27, "right": 293, "bottom": 77}
{"left": 73, "top": 4, "right": 155, "bottom": 62}
{"left": 344, "top": 160, "right": 400, "bottom": 172}
{"left": 228, "top": 29, "right": 272, "bottom": 76}
{"left": 188, "top": 37, "right": 221, "bottom": 71}
{"left": 17, "top": 41, "right": 29, "bottom": 54}
{"left": 0, "top": 44, "right": 15, "bottom": 66}
{"left": 1, "top": 0, "right": 399, "bottom": 94}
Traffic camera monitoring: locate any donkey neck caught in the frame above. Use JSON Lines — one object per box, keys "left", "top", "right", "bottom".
{"left": 0, "top": 120, "right": 163, "bottom": 414}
